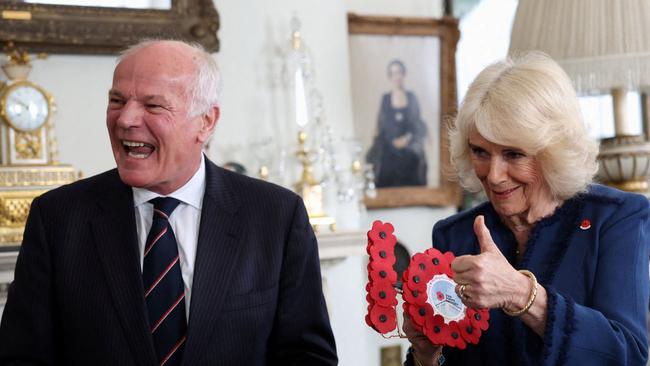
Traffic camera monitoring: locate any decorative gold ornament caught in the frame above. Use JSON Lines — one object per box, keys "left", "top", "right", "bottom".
{"left": 15, "top": 131, "right": 42, "bottom": 159}
{"left": 3, "top": 41, "right": 32, "bottom": 66}
{"left": 294, "top": 131, "right": 335, "bottom": 232}
{"left": 0, "top": 166, "right": 76, "bottom": 246}
{"left": 0, "top": 165, "right": 77, "bottom": 188}
{"left": 0, "top": 45, "right": 53, "bottom": 166}
{"left": 0, "top": 190, "right": 42, "bottom": 227}
{"left": 0, "top": 44, "right": 77, "bottom": 246}
{"left": 0, "top": 189, "right": 45, "bottom": 246}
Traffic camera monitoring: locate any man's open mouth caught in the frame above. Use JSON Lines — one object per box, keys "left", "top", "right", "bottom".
{"left": 122, "top": 140, "right": 155, "bottom": 159}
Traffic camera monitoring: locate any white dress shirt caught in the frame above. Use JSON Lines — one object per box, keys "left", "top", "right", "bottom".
{"left": 133, "top": 157, "right": 205, "bottom": 320}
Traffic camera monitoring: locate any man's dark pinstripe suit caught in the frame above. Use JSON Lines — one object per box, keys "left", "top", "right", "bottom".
{"left": 0, "top": 157, "right": 338, "bottom": 365}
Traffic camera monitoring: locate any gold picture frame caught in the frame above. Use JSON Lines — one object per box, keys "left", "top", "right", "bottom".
{"left": 0, "top": 0, "right": 219, "bottom": 54}
{"left": 348, "top": 13, "right": 461, "bottom": 208}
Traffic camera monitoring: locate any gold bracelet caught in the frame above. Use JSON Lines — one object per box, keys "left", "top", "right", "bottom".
{"left": 503, "top": 269, "right": 538, "bottom": 317}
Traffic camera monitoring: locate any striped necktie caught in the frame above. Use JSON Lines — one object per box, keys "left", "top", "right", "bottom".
{"left": 142, "top": 197, "right": 187, "bottom": 366}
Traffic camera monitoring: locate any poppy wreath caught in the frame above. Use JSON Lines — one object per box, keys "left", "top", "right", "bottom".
{"left": 365, "top": 220, "right": 398, "bottom": 334}
{"left": 402, "top": 247, "right": 489, "bottom": 349}
{"left": 364, "top": 220, "right": 490, "bottom": 349}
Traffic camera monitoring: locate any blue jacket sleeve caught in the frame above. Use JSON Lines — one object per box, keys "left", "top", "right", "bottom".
{"left": 542, "top": 194, "right": 649, "bottom": 365}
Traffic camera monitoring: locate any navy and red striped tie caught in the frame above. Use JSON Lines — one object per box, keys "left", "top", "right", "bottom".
{"left": 143, "top": 197, "right": 187, "bottom": 366}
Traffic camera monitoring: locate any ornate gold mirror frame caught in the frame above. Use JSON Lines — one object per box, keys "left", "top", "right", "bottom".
{"left": 0, "top": 0, "right": 219, "bottom": 54}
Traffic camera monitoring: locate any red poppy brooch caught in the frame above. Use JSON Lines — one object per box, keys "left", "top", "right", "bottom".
{"left": 365, "top": 220, "right": 490, "bottom": 349}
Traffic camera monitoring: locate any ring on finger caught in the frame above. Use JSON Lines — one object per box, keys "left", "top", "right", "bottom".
{"left": 458, "top": 283, "right": 468, "bottom": 299}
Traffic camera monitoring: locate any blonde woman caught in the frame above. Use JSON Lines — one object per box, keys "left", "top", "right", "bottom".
{"left": 404, "top": 52, "right": 649, "bottom": 365}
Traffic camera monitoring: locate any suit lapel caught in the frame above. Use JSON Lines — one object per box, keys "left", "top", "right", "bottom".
{"left": 182, "top": 159, "right": 243, "bottom": 366}
{"left": 90, "top": 172, "right": 157, "bottom": 366}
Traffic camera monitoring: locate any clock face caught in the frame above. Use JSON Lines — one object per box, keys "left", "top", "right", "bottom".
{"left": 2, "top": 83, "right": 50, "bottom": 132}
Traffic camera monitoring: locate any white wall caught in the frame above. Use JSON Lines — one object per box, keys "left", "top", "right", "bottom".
{"left": 456, "top": 0, "right": 517, "bottom": 101}
{"left": 215, "top": 3, "right": 450, "bottom": 365}
{"left": 346, "top": 0, "right": 442, "bottom": 18}
{"left": 212, "top": 0, "right": 355, "bottom": 171}
{"left": 1, "top": 1, "right": 455, "bottom": 365}
{"left": 17, "top": 56, "right": 116, "bottom": 177}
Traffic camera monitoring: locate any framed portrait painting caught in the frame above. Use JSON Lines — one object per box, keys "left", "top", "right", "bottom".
{"left": 348, "top": 14, "right": 461, "bottom": 208}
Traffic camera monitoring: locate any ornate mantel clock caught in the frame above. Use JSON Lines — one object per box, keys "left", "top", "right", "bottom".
{"left": 0, "top": 43, "right": 76, "bottom": 247}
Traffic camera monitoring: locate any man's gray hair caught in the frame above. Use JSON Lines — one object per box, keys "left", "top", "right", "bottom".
{"left": 118, "top": 39, "right": 222, "bottom": 118}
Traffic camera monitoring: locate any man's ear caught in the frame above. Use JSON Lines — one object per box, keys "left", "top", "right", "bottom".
{"left": 198, "top": 106, "right": 219, "bottom": 143}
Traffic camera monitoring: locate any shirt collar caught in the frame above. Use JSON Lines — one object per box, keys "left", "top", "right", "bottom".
{"left": 132, "top": 155, "right": 206, "bottom": 210}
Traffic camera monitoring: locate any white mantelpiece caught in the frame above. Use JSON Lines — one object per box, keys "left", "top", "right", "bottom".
{"left": 0, "top": 231, "right": 367, "bottom": 308}
{"left": 317, "top": 230, "right": 366, "bottom": 263}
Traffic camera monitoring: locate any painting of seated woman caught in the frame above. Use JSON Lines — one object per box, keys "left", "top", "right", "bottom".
{"left": 366, "top": 59, "right": 428, "bottom": 188}
{"left": 348, "top": 14, "right": 460, "bottom": 208}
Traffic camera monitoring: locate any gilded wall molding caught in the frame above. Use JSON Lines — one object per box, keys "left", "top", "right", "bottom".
{"left": 0, "top": 0, "right": 219, "bottom": 54}
{"left": 0, "top": 165, "right": 76, "bottom": 247}
{"left": 0, "top": 165, "right": 77, "bottom": 187}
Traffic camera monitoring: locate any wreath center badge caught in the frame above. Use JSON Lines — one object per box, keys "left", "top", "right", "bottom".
{"left": 365, "top": 220, "right": 490, "bottom": 349}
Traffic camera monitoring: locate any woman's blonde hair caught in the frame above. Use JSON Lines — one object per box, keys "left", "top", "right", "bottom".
{"left": 449, "top": 51, "right": 598, "bottom": 200}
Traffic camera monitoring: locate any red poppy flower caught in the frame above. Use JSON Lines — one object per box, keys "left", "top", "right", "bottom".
{"left": 424, "top": 247, "right": 441, "bottom": 256}
{"left": 423, "top": 314, "right": 450, "bottom": 345}
{"left": 369, "top": 303, "right": 397, "bottom": 334}
{"left": 367, "top": 220, "right": 396, "bottom": 245}
{"left": 369, "top": 260, "right": 397, "bottom": 281}
{"left": 369, "top": 244, "right": 396, "bottom": 266}
{"left": 447, "top": 321, "right": 467, "bottom": 349}
{"left": 408, "top": 302, "right": 433, "bottom": 328}
{"left": 402, "top": 285, "right": 426, "bottom": 306}
{"left": 369, "top": 230, "right": 394, "bottom": 246}
{"left": 404, "top": 268, "right": 427, "bottom": 293}
{"left": 425, "top": 247, "right": 446, "bottom": 265}
{"left": 458, "top": 317, "right": 480, "bottom": 344}
{"left": 466, "top": 307, "right": 490, "bottom": 331}
{"left": 369, "top": 261, "right": 398, "bottom": 283}
{"left": 369, "top": 282, "right": 398, "bottom": 307}
{"left": 409, "top": 253, "right": 436, "bottom": 279}
{"left": 367, "top": 221, "right": 397, "bottom": 268}
{"left": 425, "top": 248, "right": 453, "bottom": 276}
